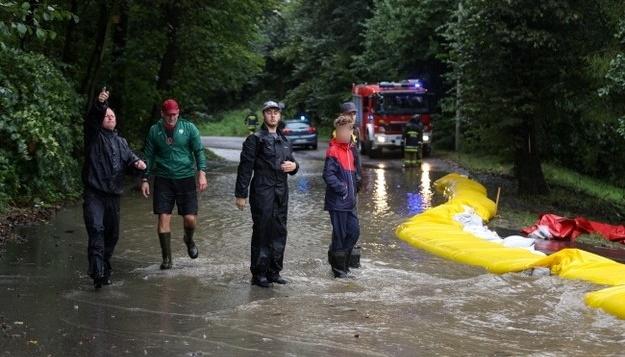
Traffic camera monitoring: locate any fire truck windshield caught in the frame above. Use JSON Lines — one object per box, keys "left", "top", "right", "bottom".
{"left": 377, "top": 93, "right": 429, "bottom": 114}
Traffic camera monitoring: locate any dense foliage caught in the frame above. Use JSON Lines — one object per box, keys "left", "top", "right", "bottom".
{"left": 2, "top": 0, "right": 625, "bottom": 209}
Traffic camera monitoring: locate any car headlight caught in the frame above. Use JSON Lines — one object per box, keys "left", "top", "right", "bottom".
{"left": 422, "top": 134, "right": 430, "bottom": 143}
{"left": 376, "top": 135, "right": 386, "bottom": 143}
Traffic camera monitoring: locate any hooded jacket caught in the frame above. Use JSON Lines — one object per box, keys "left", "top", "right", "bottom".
{"left": 323, "top": 139, "right": 358, "bottom": 211}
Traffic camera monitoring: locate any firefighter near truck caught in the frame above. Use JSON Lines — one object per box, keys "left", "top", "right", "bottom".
{"left": 352, "top": 79, "right": 434, "bottom": 158}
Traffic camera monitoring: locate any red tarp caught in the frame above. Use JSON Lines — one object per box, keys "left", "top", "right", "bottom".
{"left": 522, "top": 213, "right": 625, "bottom": 242}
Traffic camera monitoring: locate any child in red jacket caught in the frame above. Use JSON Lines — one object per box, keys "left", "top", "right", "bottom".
{"left": 323, "top": 115, "right": 360, "bottom": 278}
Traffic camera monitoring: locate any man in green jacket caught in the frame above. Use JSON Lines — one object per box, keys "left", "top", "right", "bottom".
{"left": 141, "top": 99, "right": 208, "bottom": 269}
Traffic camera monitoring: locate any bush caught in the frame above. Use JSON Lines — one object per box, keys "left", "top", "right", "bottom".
{"left": 0, "top": 48, "right": 83, "bottom": 210}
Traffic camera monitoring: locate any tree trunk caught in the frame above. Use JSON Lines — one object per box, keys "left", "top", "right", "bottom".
{"left": 61, "top": 0, "right": 79, "bottom": 65}
{"left": 109, "top": 0, "right": 129, "bottom": 134}
{"left": 514, "top": 121, "right": 549, "bottom": 195}
{"left": 150, "top": 1, "right": 181, "bottom": 121}
{"left": 81, "top": 0, "right": 109, "bottom": 111}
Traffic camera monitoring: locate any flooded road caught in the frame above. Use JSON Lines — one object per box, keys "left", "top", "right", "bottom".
{"left": 2, "top": 139, "right": 625, "bottom": 356}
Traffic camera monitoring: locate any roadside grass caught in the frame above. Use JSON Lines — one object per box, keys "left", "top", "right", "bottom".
{"left": 197, "top": 109, "right": 252, "bottom": 137}
{"left": 439, "top": 150, "right": 625, "bottom": 212}
{"left": 577, "top": 233, "right": 625, "bottom": 249}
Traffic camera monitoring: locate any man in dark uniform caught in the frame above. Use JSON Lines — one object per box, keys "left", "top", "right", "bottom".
{"left": 83, "top": 87, "right": 146, "bottom": 289}
{"left": 235, "top": 101, "right": 299, "bottom": 288}
{"left": 402, "top": 116, "right": 424, "bottom": 167}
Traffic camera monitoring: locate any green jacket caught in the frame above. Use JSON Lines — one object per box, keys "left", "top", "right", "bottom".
{"left": 144, "top": 118, "right": 207, "bottom": 179}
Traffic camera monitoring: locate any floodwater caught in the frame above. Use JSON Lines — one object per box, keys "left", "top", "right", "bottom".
{"left": 1, "top": 149, "right": 625, "bottom": 356}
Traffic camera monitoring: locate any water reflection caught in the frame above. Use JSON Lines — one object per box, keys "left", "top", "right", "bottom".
{"left": 406, "top": 192, "right": 424, "bottom": 215}
{"left": 373, "top": 168, "right": 389, "bottom": 214}
{"left": 296, "top": 176, "right": 312, "bottom": 193}
{"left": 404, "top": 163, "right": 433, "bottom": 216}
{"left": 420, "top": 162, "right": 433, "bottom": 210}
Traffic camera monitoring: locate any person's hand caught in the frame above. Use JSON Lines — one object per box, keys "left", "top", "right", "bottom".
{"left": 235, "top": 197, "right": 247, "bottom": 210}
{"left": 197, "top": 171, "right": 208, "bottom": 192}
{"left": 134, "top": 160, "right": 146, "bottom": 170}
{"left": 281, "top": 161, "right": 297, "bottom": 173}
{"left": 141, "top": 181, "right": 150, "bottom": 198}
{"left": 98, "top": 87, "right": 110, "bottom": 103}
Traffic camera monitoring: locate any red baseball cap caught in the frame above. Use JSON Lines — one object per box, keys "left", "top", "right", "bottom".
{"left": 162, "top": 99, "right": 180, "bottom": 114}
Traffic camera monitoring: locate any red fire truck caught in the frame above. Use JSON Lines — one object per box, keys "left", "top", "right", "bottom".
{"left": 352, "top": 79, "right": 434, "bottom": 158}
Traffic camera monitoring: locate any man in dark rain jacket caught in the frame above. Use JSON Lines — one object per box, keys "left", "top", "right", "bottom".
{"left": 235, "top": 101, "right": 299, "bottom": 288}
{"left": 83, "top": 87, "right": 146, "bottom": 289}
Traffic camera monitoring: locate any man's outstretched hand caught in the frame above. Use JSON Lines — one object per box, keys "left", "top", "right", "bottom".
{"left": 98, "top": 87, "right": 110, "bottom": 103}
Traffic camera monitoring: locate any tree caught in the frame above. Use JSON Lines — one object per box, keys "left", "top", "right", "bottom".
{"left": 0, "top": 48, "right": 82, "bottom": 207}
{"left": 268, "top": 0, "right": 372, "bottom": 122}
{"left": 0, "top": 1, "right": 73, "bottom": 49}
{"left": 357, "top": 0, "right": 454, "bottom": 94}
{"left": 0, "top": 0, "right": 276, "bottom": 210}
{"left": 445, "top": 0, "right": 593, "bottom": 194}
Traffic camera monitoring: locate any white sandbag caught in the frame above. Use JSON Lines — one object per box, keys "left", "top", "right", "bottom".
{"left": 463, "top": 225, "right": 501, "bottom": 241}
{"left": 502, "top": 235, "right": 535, "bottom": 248}
{"left": 453, "top": 211, "right": 483, "bottom": 227}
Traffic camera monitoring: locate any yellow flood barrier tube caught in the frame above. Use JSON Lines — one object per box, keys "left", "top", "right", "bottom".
{"left": 395, "top": 173, "right": 625, "bottom": 319}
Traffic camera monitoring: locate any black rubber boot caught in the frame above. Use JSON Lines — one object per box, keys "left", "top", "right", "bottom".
{"left": 89, "top": 254, "right": 105, "bottom": 289}
{"left": 159, "top": 232, "right": 172, "bottom": 270}
{"left": 94, "top": 278, "right": 103, "bottom": 290}
{"left": 102, "top": 260, "right": 112, "bottom": 285}
{"left": 268, "top": 273, "right": 287, "bottom": 284}
{"left": 251, "top": 275, "right": 272, "bottom": 288}
{"left": 328, "top": 251, "right": 349, "bottom": 278}
{"left": 183, "top": 227, "right": 199, "bottom": 259}
{"left": 349, "top": 245, "right": 361, "bottom": 269}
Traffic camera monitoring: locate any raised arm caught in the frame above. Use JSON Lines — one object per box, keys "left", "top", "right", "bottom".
{"left": 85, "top": 87, "right": 109, "bottom": 146}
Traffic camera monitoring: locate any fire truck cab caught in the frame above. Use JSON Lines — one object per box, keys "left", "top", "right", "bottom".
{"left": 352, "top": 79, "right": 434, "bottom": 158}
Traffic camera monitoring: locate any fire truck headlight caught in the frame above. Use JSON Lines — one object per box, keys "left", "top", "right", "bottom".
{"left": 376, "top": 135, "right": 386, "bottom": 143}
{"left": 422, "top": 134, "right": 430, "bottom": 143}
